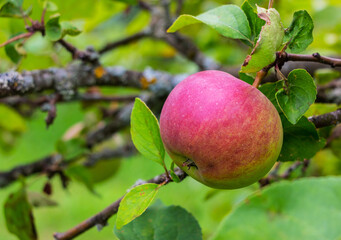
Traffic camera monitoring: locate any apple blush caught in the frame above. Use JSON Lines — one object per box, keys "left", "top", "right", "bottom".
{"left": 160, "top": 70, "right": 283, "bottom": 189}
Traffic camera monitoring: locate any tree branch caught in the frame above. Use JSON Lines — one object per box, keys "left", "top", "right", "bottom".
{"left": 283, "top": 52, "right": 341, "bottom": 67}
{"left": 308, "top": 109, "right": 341, "bottom": 128}
{"left": 0, "top": 144, "right": 135, "bottom": 188}
{"left": 53, "top": 168, "right": 187, "bottom": 240}
{"left": 0, "top": 32, "right": 34, "bottom": 48}
{"left": 99, "top": 30, "right": 151, "bottom": 55}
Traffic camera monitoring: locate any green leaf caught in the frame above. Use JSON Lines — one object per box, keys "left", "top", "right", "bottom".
{"left": 212, "top": 177, "right": 341, "bottom": 240}
{"left": 115, "top": 202, "right": 202, "bottom": 240}
{"left": 4, "top": 185, "right": 38, "bottom": 240}
{"left": 45, "top": 13, "right": 62, "bottom": 41}
{"left": 278, "top": 115, "right": 325, "bottom": 162}
{"left": 56, "top": 138, "right": 88, "bottom": 161}
{"left": 0, "top": 1, "right": 30, "bottom": 18}
{"left": 241, "top": 7, "right": 284, "bottom": 73}
{"left": 0, "top": 2, "right": 20, "bottom": 17}
{"left": 130, "top": 98, "right": 165, "bottom": 166}
{"left": 61, "top": 22, "right": 82, "bottom": 37}
{"left": 283, "top": 10, "right": 314, "bottom": 53}
{"left": 314, "top": 68, "right": 340, "bottom": 85}
{"left": 65, "top": 165, "right": 96, "bottom": 194}
{"left": 259, "top": 81, "right": 284, "bottom": 112}
{"left": 276, "top": 69, "right": 317, "bottom": 124}
{"left": 116, "top": 183, "right": 160, "bottom": 229}
{"left": 8, "top": 0, "right": 22, "bottom": 7}
{"left": 170, "top": 161, "right": 180, "bottom": 183}
{"left": 239, "top": 72, "right": 255, "bottom": 85}
{"left": 0, "top": 104, "right": 26, "bottom": 132}
{"left": 304, "top": 103, "right": 338, "bottom": 117}
{"left": 42, "top": 0, "right": 58, "bottom": 12}
{"left": 241, "top": 0, "right": 265, "bottom": 41}
{"left": 167, "top": 5, "right": 252, "bottom": 44}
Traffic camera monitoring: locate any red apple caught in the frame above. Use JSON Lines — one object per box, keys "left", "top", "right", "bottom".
{"left": 160, "top": 70, "right": 283, "bottom": 189}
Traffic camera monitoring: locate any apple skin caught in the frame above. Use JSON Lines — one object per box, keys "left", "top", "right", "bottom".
{"left": 160, "top": 70, "right": 283, "bottom": 189}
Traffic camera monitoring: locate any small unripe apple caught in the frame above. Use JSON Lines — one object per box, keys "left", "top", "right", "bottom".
{"left": 160, "top": 70, "right": 283, "bottom": 189}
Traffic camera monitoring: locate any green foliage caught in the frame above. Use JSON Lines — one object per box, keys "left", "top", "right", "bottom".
{"left": 4, "top": 184, "right": 37, "bottom": 240}
{"left": 304, "top": 103, "right": 338, "bottom": 117}
{"left": 169, "top": 161, "right": 180, "bottom": 183}
{"left": 115, "top": 201, "right": 202, "bottom": 240}
{"left": 0, "top": 104, "right": 26, "bottom": 132}
{"left": 56, "top": 138, "right": 88, "bottom": 161}
{"left": 168, "top": 5, "right": 252, "bottom": 44}
{"left": 241, "top": 7, "right": 284, "bottom": 73}
{"left": 276, "top": 69, "right": 316, "bottom": 124}
{"left": 212, "top": 177, "right": 341, "bottom": 240}
{"left": 60, "top": 21, "right": 81, "bottom": 37}
{"left": 112, "top": 0, "right": 138, "bottom": 5}
{"left": 0, "top": 0, "right": 31, "bottom": 18}
{"left": 42, "top": 0, "right": 58, "bottom": 12}
{"left": 130, "top": 98, "right": 165, "bottom": 167}
{"left": 241, "top": 0, "right": 265, "bottom": 42}
{"left": 65, "top": 165, "right": 96, "bottom": 194}
{"left": 4, "top": 32, "right": 26, "bottom": 63}
{"left": 314, "top": 68, "right": 340, "bottom": 85}
{"left": 259, "top": 80, "right": 284, "bottom": 112}
{"left": 283, "top": 10, "right": 314, "bottom": 53}
{"left": 239, "top": 71, "right": 255, "bottom": 85}
{"left": 278, "top": 115, "right": 325, "bottom": 162}
{"left": 116, "top": 183, "right": 160, "bottom": 229}
{"left": 45, "top": 13, "right": 62, "bottom": 41}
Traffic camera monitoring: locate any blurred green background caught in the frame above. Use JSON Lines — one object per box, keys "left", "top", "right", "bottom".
{"left": 1, "top": 0, "right": 341, "bottom": 239}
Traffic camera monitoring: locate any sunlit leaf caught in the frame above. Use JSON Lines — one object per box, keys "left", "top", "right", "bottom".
{"left": 130, "top": 98, "right": 165, "bottom": 166}
{"left": 168, "top": 5, "right": 252, "bottom": 44}
{"left": 116, "top": 183, "right": 160, "bottom": 229}
{"left": 283, "top": 10, "right": 314, "bottom": 53}
{"left": 241, "top": 7, "right": 284, "bottom": 73}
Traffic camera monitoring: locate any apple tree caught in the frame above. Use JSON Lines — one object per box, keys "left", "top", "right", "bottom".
{"left": 1, "top": 0, "right": 341, "bottom": 239}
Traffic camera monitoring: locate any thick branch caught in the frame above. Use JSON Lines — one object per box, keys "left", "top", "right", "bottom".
{"left": 53, "top": 168, "right": 187, "bottom": 240}
{"left": 308, "top": 109, "right": 341, "bottom": 128}
{"left": 0, "top": 155, "right": 62, "bottom": 188}
{"left": 0, "top": 144, "right": 135, "bottom": 188}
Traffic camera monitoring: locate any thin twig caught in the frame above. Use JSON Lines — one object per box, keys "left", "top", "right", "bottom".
{"left": 0, "top": 32, "right": 34, "bottom": 48}
{"left": 99, "top": 31, "right": 150, "bottom": 54}
{"left": 282, "top": 52, "right": 341, "bottom": 68}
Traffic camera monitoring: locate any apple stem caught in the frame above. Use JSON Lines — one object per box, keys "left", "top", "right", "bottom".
{"left": 252, "top": 70, "right": 267, "bottom": 88}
